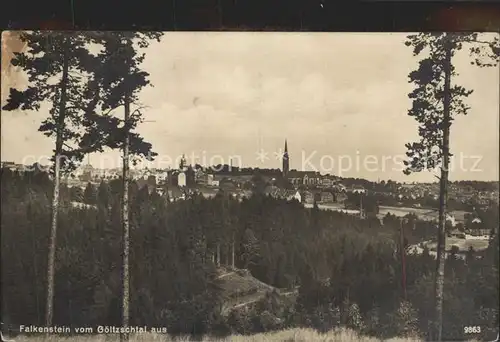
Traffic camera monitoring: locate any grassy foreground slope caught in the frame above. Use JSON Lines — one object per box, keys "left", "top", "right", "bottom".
{"left": 9, "top": 328, "right": 425, "bottom": 342}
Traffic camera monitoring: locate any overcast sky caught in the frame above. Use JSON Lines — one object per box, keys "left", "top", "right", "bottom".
{"left": 1, "top": 32, "right": 498, "bottom": 182}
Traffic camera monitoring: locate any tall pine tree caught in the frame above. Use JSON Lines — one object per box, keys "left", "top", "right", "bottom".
{"left": 403, "top": 32, "right": 498, "bottom": 341}
{"left": 2, "top": 31, "right": 113, "bottom": 328}
{"left": 85, "top": 32, "right": 163, "bottom": 341}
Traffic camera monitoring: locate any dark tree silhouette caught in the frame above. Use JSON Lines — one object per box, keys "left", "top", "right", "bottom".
{"left": 86, "top": 31, "right": 163, "bottom": 342}
{"left": 1, "top": 31, "right": 112, "bottom": 328}
{"left": 403, "top": 32, "right": 499, "bottom": 341}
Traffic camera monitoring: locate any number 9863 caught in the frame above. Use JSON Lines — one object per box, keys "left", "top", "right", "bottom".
{"left": 464, "top": 326, "right": 481, "bottom": 334}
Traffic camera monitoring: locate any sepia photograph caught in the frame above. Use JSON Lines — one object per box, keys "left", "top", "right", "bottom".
{"left": 1, "top": 31, "right": 499, "bottom": 342}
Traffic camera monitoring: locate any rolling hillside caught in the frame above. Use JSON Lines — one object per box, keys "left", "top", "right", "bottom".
{"left": 215, "top": 267, "right": 297, "bottom": 315}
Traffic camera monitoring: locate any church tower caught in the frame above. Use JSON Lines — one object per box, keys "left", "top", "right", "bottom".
{"left": 282, "top": 139, "right": 289, "bottom": 177}
{"left": 179, "top": 154, "right": 187, "bottom": 171}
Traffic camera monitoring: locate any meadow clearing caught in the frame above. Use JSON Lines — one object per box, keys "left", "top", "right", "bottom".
{"left": 6, "top": 328, "right": 425, "bottom": 342}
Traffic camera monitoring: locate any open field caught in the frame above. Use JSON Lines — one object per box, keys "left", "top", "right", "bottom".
{"left": 305, "top": 203, "right": 472, "bottom": 225}
{"left": 378, "top": 206, "right": 469, "bottom": 224}
{"left": 410, "top": 235, "right": 490, "bottom": 260}
{"left": 426, "top": 236, "right": 489, "bottom": 252}
{"left": 304, "top": 203, "right": 360, "bottom": 215}
{"left": 378, "top": 206, "right": 435, "bottom": 218}
{"left": 6, "top": 328, "right": 425, "bottom": 342}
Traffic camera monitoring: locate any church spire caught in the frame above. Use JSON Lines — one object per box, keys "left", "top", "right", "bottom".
{"left": 179, "top": 154, "right": 187, "bottom": 171}
{"left": 282, "top": 139, "right": 289, "bottom": 177}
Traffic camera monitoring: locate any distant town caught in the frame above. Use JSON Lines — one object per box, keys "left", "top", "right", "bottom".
{"left": 2, "top": 139, "right": 498, "bottom": 228}
{"left": 2, "top": 31, "right": 498, "bottom": 342}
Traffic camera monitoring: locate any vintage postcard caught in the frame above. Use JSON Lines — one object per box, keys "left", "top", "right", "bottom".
{"left": 1, "top": 31, "right": 499, "bottom": 342}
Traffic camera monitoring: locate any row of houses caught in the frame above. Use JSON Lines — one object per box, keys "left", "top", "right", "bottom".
{"left": 1, "top": 161, "right": 25, "bottom": 171}
{"left": 163, "top": 187, "right": 253, "bottom": 202}
{"left": 263, "top": 186, "right": 349, "bottom": 204}
{"left": 395, "top": 182, "right": 499, "bottom": 207}
{"left": 1, "top": 161, "right": 50, "bottom": 173}
{"left": 132, "top": 182, "right": 350, "bottom": 205}
{"left": 286, "top": 171, "right": 340, "bottom": 188}
{"left": 51, "top": 161, "right": 369, "bottom": 195}
{"left": 75, "top": 164, "right": 171, "bottom": 182}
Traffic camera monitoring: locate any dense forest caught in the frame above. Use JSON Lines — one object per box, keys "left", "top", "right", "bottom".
{"left": 1, "top": 168, "right": 498, "bottom": 340}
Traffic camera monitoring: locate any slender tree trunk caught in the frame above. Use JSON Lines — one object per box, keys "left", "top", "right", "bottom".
{"left": 46, "top": 39, "right": 69, "bottom": 329}
{"left": 400, "top": 218, "right": 407, "bottom": 301}
{"left": 203, "top": 241, "right": 207, "bottom": 265}
{"left": 30, "top": 219, "right": 41, "bottom": 323}
{"left": 68, "top": 281, "right": 73, "bottom": 325}
{"left": 342, "top": 287, "right": 350, "bottom": 325}
{"left": 120, "top": 95, "right": 131, "bottom": 342}
{"left": 359, "top": 194, "right": 363, "bottom": 219}
{"left": 216, "top": 243, "right": 220, "bottom": 267}
{"left": 225, "top": 244, "right": 229, "bottom": 265}
{"left": 231, "top": 235, "right": 235, "bottom": 269}
{"left": 434, "top": 38, "right": 452, "bottom": 342}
